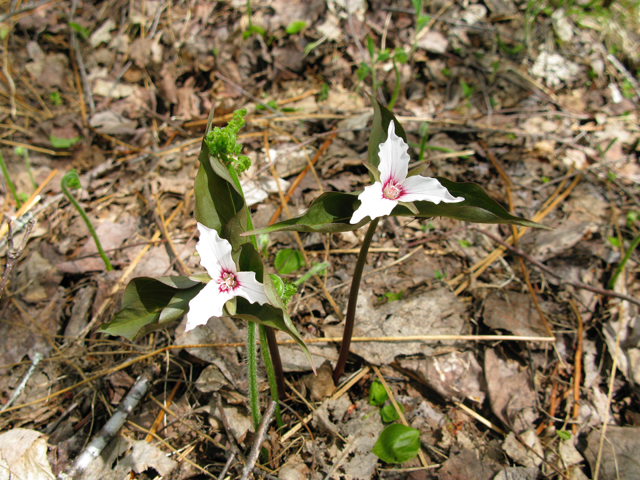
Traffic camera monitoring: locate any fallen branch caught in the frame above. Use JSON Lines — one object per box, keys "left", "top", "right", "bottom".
{"left": 58, "top": 366, "right": 159, "bottom": 480}
{"left": 239, "top": 400, "right": 277, "bottom": 480}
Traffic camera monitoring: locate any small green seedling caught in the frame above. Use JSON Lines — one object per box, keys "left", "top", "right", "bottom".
{"left": 61, "top": 170, "right": 113, "bottom": 271}
{"left": 434, "top": 270, "right": 446, "bottom": 280}
{"left": 14, "top": 147, "right": 37, "bottom": 190}
{"left": 556, "top": 430, "right": 572, "bottom": 441}
{"left": 457, "top": 239, "right": 471, "bottom": 248}
{"left": 369, "top": 380, "right": 388, "bottom": 406}
{"left": 372, "top": 424, "right": 421, "bottom": 463}
{"left": 49, "top": 91, "right": 62, "bottom": 106}
{"left": 378, "top": 290, "right": 404, "bottom": 303}
{"left": 380, "top": 403, "right": 404, "bottom": 423}
{"left": 50, "top": 135, "right": 82, "bottom": 149}
{"left": 286, "top": 21, "right": 306, "bottom": 35}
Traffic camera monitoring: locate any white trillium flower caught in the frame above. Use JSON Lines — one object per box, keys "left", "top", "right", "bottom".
{"left": 350, "top": 121, "right": 465, "bottom": 224}
{"left": 186, "top": 223, "right": 269, "bottom": 331}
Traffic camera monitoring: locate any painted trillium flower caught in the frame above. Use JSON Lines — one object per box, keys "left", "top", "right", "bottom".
{"left": 186, "top": 223, "right": 269, "bottom": 331}
{"left": 350, "top": 122, "right": 464, "bottom": 224}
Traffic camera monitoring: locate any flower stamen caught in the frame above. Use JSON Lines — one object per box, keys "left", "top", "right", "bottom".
{"left": 383, "top": 182, "right": 402, "bottom": 200}
{"left": 219, "top": 271, "right": 237, "bottom": 291}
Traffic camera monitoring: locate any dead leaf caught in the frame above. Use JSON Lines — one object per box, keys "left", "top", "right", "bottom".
{"left": 301, "top": 361, "right": 335, "bottom": 401}
{"left": 118, "top": 440, "right": 177, "bottom": 476}
{"left": 0, "top": 428, "right": 55, "bottom": 480}
{"left": 492, "top": 467, "right": 539, "bottom": 480}
{"left": 585, "top": 427, "right": 640, "bottom": 480}
{"left": 485, "top": 349, "right": 537, "bottom": 433}
{"left": 437, "top": 449, "right": 499, "bottom": 480}
{"left": 324, "top": 288, "right": 468, "bottom": 365}
{"left": 398, "top": 351, "right": 485, "bottom": 404}
{"left": 502, "top": 430, "right": 543, "bottom": 468}
{"left": 482, "top": 291, "right": 549, "bottom": 337}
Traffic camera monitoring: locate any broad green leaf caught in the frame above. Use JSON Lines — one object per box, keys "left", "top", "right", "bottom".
{"left": 381, "top": 403, "right": 404, "bottom": 423}
{"left": 99, "top": 276, "right": 204, "bottom": 340}
{"left": 372, "top": 424, "right": 421, "bottom": 464}
{"left": 243, "top": 192, "right": 366, "bottom": 235}
{"left": 286, "top": 21, "right": 306, "bottom": 34}
{"left": 367, "top": 36, "right": 375, "bottom": 59}
{"left": 246, "top": 179, "right": 544, "bottom": 235}
{"left": 50, "top": 135, "right": 82, "bottom": 149}
{"left": 274, "top": 249, "right": 305, "bottom": 274}
{"left": 194, "top": 137, "right": 247, "bottom": 247}
{"left": 369, "top": 380, "right": 388, "bottom": 406}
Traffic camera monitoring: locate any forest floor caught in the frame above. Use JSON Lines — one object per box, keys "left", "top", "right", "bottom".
{"left": 1, "top": 0, "right": 640, "bottom": 478}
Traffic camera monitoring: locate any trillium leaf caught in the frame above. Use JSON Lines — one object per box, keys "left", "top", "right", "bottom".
{"left": 99, "top": 276, "right": 205, "bottom": 341}
{"left": 246, "top": 179, "right": 544, "bottom": 234}
{"left": 243, "top": 192, "right": 368, "bottom": 235}
{"left": 372, "top": 424, "right": 421, "bottom": 464}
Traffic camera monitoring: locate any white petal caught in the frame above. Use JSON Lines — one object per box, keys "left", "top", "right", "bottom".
{"left": 399, "top": 176, "right": 465, "bottom": 204}
{"left": 235, "top": 272, "right": 270, "bottom": 306}
{"left": 195, "top": 223, "right": 236, "bottom": 279}
{"left": 350, "top": 182, "right": 398, "bottom": 224}
{"left": 185, "top": 282, "right": 234, "bottom": 331}
{"left": 378, "top": 121, "right": 410, "bottom": 185}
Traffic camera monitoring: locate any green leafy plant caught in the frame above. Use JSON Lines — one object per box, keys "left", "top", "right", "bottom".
{"left": 100, "top": 109, "right": 314, "bottom": 431}
{"left": 244, "top": 100, "right": 543, "bottom": 385}
{"left": 61, "top": 170, "right": 113, "bottom": 271}
{"left": 457, "top": 239, "right": 471, "bottom": 248}
{"left": 49, "top": 91, "right": 62, "bottom": 106}
{"left": 243, "top": 0, "right": 265, "bottom": 40}
{"left": 557, "top": 430, "right": 572, "bottom": 441}
{"left": 69, "top": 22, "right": 90, "bottom": 40}
{"left": 378, "top": 290, "right": 404, "bottom": 303}
{"left": 372, "top": 424, "right": 421, "bottom": 463}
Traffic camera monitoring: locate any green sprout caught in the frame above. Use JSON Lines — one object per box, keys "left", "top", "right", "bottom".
{"left": 204, "top": 109, "right": 251, "bottom": 173}
{"left": 14, "top": 147, "right": 37, "bottom": 190}
{"left": 61, "top": 170, "right": 113, "bottom": 271}
{"left": 49, "top": 91, "right": 62, "bottom": 106}
{"left": 0, "top": 151, "right": 21, "bottom": 208}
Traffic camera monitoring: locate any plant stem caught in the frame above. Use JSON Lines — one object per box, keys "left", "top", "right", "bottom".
{"left": 259, "top": 324, "right": 283, "bottom": 427}
{"left": 226, "top": 162, "right": 286, "bottom": 421}
{"left": 61, "top": 171, "right": 113, "bottom": 271}
{"left": 608, "top": 232, "right": 640, "bottom": 289}
{"left": 247, "top": 321, "right": 260, "bottom": 429}
{"left": 388, "top": 61, "right": 401, "bottom": 110}
{"left": 0, "top": 151, "right": 22, "bottom": 208}
{"left": 333, "top": 217, "right": 380, "bottom": 384}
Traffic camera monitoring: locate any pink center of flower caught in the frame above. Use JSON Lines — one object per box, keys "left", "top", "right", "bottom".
{"left": 219, "top": 271, "right": 237, "bottom": 292}
{"left": 383, "top": 182, "right": 402, "bottom": 200}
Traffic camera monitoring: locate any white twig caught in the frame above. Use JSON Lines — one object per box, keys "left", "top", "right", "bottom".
{"left": 239, "top": 401, "right": 276, "bottom": 480}
{"left": 0, "top": 352, "right": 43, "bottom": 412}
{"left": 58, "top": 367, "right": 158, "bottom": 480}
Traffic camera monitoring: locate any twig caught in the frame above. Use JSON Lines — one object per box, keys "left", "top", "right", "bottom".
{"left": 568, "top": 298, "right": 583, "bottom": 436}
{"left": 216, "top": 394, "right": 246, "bottom": 460}
{"left": 0, "top": 352, "right": 43, "bottom": 412}
{"left": 239, "top": 400, "right": 277, "bottom": 480}
{"left": 217, "top": 452, "right": 236, "bottom": 480}
{"left": 58, "top": 366, "right": 159, "bottom": 479}
{"left": 474, "top": 228, "right": 640, "bottom": 308}
{"left": 69, "top": 0, "right": 95, "bottom": 115}
{"left": 0, "top": 217, "right": 36, "bottom": 299}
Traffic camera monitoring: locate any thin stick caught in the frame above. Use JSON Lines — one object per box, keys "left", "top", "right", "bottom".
{"left": 0, "top": 217, "right": 35, "bottom": 299}
{"left": 239, "top": 401, "right": 277, "bottom": 480}
{"left": 474, "top": 228, "right": 640, "bottom": 308}
{"left": 58, "top": 367, "right": 158, "bottom": 479}
{"left": 568, "top": 298, "right": 583, "bottom": 436}
{"left": 0, "top": 352, "right": 43, "bottom": 412}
